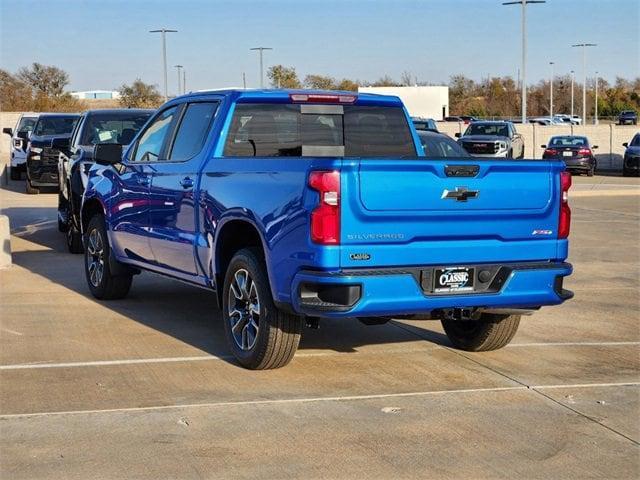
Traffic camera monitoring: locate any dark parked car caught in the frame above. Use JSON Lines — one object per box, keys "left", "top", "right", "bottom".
{"left": 418, "top": 131, "right": 470, "bottom": 158}
{"left": 57, "top": 109, "right": 153, "bottom": 252}
{"left": 542, "top": 136, "right": 598, "bottom": 176}
{"left": 412, "top": 117, "right": 438, "bottom": 132}
{"left": 25, "top": 113, "right": 79, "bottom": 194}
{"left": 622, "top": 133, "right": 640, "bottom": 177}
{"left": 618, "top": 110, "right": 638, "bottom": 125}
{"left": 444, "top": 115, "right": 477, "bottom": 124}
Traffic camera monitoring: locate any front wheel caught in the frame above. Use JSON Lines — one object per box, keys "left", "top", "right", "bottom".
{"left": 25, "top": 180, "right": 39, "bottom": 195}
{"left": 442, "top": 314, "right": 521, "bottom": 351}
{"left": 222, "top": 248, "right": 302, "bottom": 369}
{"left": 10, "top": 167, "right": 21, "bottom": 181}
{"left": 84, "top": 215, "right": 132, "bottom": 300}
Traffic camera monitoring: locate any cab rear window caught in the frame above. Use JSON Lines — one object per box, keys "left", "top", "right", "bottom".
{"left": 223, "top": 103, "right": 415, "bottom": 157}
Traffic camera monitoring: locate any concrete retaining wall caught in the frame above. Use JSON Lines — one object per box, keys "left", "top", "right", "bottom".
{"left": 436, "top": 122, "right": 639, "bottom": 170}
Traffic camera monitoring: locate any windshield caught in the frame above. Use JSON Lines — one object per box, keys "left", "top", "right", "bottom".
{"left": 631, "top": 135, "right": 640, "bottom": 147}
{"left": 33, "top": 116, "right": 78, "bottom": 136}
{"left": 420, "top": 133, "right": 469, "bottom": 158}
{"left": 550, "top": 136, "right": 587, "bottom": 147}
{"left": 465, "top": 123, "right": 509, "bottom": 137}
{"left": 81, "top": 113, "right": 151, "bottom": 145}
{"left": 17, "top": 117, "right": 37, "bottom": 133}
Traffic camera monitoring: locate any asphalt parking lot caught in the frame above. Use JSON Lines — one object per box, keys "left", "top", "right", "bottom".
{"left": 0, "top": 176, "right": 639, "bottom": 479}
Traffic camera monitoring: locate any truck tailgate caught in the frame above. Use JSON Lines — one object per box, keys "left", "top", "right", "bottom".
{"left": 340, "top": 158, "right": 565, "bottom": 268}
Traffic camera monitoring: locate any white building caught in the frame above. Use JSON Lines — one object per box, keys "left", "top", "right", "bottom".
{"left": 358, "top": 86, "right": 449, "bottom": 120}
{"left": 69, "top": 90, "right": 121, "bottom": 100}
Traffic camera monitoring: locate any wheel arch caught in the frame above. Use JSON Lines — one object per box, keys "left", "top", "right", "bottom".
{"left": 81, "top": 197, "right": 106, "bottom": 235}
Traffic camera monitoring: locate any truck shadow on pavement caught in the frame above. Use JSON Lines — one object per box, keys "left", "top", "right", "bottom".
{"left": 5, "top": 206, "right": 450, "bottom": 366}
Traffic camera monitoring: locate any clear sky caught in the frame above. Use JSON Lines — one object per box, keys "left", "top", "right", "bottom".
{"left": 1, "top": 0, "right": 638, "bottom": 95}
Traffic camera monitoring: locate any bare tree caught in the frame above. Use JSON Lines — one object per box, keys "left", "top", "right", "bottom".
{"left": 118, "top": 79, "right": 162, "bottom": 108}
{"left": 304, "top": 74, "right": 336, "bottom": 90}
{"left": 17, "top": 63, "right": 69, "bottom": 97}
{"left": 267, "top": 65, "right": 301, "bottom": 88}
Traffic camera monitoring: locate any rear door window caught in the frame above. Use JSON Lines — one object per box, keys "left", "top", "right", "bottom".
{"left": 223, "top": 103, "right": 415, "bottom": 157}
{"left": 168, "top": 102, "right": 218, "bottom": 161}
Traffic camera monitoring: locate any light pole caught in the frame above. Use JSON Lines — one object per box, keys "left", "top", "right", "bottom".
{"left": 570, "top": 70, "right": 575, "bottom": 119}
{"left": 594, "top": 71, "right": 599, "bottom": 125}
{"left": 503, "top": 0, "right": 546, "bottom": 124}
{"left": 183, "top": 68, "right": 186, "bottom": 94}
{"left": 572, "top": 43, "right": 597, "bottom": 125}
{"left": 174, "top": 65, "right": 183, "bottom": 96}
{"left": 250, "top": 47, "right": 273, "bottom": 89}
{"left": 149, "top": 28, "right": 178, "bottom": 101}
{"left": 549, "top": 61, "right": 554, "bottom": 118}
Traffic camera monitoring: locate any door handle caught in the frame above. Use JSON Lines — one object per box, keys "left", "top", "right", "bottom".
{"left": 137, "top": 175, "right": 150, "bottom": 186}
{"left": 180, "top": 177, "right": 194, "bottom": 189}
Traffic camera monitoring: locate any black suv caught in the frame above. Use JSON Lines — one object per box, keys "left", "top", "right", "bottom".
{"left": 618, "top": 110, "right": 638, "bottom": 125}
{"left": 57, "top": 108, "right": 153, "bottom": 252}
{"left": 25, "top": 114, "right": 79, "bottom": 194}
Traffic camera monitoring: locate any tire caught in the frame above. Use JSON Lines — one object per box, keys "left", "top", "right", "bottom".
{"left": 10, "top": 167, "right": 21, "bottom": 181}
{"left": 507, "top": 149, "right": 513, "bottom": 159}
{"left": 587, "top": 166, "right": 594, "bottom": 177}
{"left": 442, "top": 313, "right": 521, "bottom": 352}
{"left": 222, "top": 248, "right": 302, "bottom": 369}
{"left": 84, "top": 214, "right": 132, "bottom": 300}
{"left": 623, "top": 167, "right": 630, "bottom": 177}
{"left": 25, "top": 180, "right": 39, "bottom": 195}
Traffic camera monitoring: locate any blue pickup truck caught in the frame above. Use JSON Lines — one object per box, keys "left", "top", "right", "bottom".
{"left": 81, "top": 89, "right": 573, "bottom": 369}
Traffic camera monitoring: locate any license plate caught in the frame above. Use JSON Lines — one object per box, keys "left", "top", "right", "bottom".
{"left": 434, "top": 267, "right": 475, "bottom": 293}
{"left": 562, "top": 151, "right": 573, "bottom": 157}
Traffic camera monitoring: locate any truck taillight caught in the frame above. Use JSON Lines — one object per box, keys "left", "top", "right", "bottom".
{"left": 308, "top": 170, "right": 340, "bottom": 245}
{"left": 558, "top": 171, "right": 572, "bottom": 239}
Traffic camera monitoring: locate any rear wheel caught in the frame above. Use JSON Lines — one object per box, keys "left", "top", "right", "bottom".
{"left": 442, "top": 313, "right": 521, "bottom": 351}
{"left": 587, "top": 166, "right": 594, "bottom": 177}
{"left": 84, "top": 214, "right": 132, "bottom": 300}
{"left": 222, "top": 248, "right": 302, "bottom": 369}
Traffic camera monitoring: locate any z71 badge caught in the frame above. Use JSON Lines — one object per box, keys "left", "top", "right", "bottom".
{"left": 349, "top": 253, "right": 371, "bottom": 261}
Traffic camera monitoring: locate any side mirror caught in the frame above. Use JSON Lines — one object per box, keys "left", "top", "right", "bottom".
{"left": 454, "top": 132, "right": 461, "bottom": 138}
{"left": 592, "top": 145, "right": 598, "bottom": 150}
{"left": 2, "top": 127, "right": 13, "bottom": 136}
{"left": 51, "top": 137, "right": 70, "bottom": 150}
{"left": 94, "top": 143, "right": 123, "bottom": 165}
{"left": 623, "top": 143, "right": 628, "bottom": 148}
{"left": 541, "top": 145, "right": 547, "bottom": 149}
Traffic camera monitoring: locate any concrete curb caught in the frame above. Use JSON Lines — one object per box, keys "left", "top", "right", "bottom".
{"left": 0, "top": 215, "right": 11, "bottom": 269}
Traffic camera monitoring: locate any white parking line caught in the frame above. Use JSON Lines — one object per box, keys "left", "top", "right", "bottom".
{"left": 2, "top": 382, "right": 638, "bottom": 420}
{"left": 0, "top": 342, "right": 636, "bottom": 371}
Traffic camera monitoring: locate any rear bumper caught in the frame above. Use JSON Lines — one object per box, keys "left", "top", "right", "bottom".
{"left": 290, "top": 261, "right": 573, "bottom": 318}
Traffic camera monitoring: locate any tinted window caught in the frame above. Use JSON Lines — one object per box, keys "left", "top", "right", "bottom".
{"left": 550, "top": 136, "right": 587, "bottom": 147}
{"left": 133, "top": 107, "right": 178, "bottom": 162}
{"left": 465, "top": 123, "right": 509, "bottom": 137}
{"left": 169, "top": 102, "right": 218, "bottom": 161}
{"left": 631, "top": 135, "right": 640, "bottom": 147}
{"left": 224, "top": 103, "right": 415, "bottom": 158}
{"left": 420, "top": 133, "right": 469, "bottom": 158}
{"left": 33, "top": 116, "right": 78, "bottom": 136}
{"left": 81, "top": 112, "right": 151, "bottom": 146}
{"left": 17, "top": 117, "right": 36, "bottom": 133}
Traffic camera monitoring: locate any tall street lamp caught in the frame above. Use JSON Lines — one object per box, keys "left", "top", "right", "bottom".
{"left": 594, "top": 71, "right": 599, "bottom": 125}
{"left": 572, "top": 43, "right": 597, "bottom": 125}
{"left": 150, "top": 28, "right": 178, "bottom": 101}
{"left": 549, "top": 61, "right": 554, "bottom": 118}
{"left": 174, "top": 65, "right": 183, "bottom": 96}
{"left": 250, "top": 47, "right": 273, "bottom": 89}
{"left": 502, "top": 0, "right": 546, "bottom": 124}
{"left": 570, "top": 70, "right": 575, "bottom": 119}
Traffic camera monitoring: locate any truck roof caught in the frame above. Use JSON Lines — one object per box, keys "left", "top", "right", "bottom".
{"left": 170, "top": 89, "right": 405, "bottom": 107}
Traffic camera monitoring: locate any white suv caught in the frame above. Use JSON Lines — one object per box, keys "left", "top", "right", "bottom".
{"left": 3, "top": 113, "right": 39, "bottom": 180}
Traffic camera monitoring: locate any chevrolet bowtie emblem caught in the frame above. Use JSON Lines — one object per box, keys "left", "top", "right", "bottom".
{"left": 441, "top": 186, "right": 479, "bottom": 202}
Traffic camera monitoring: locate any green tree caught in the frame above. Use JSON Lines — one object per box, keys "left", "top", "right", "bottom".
{"left": 267, "top": 65, "right": 301, "bottom": 88}
{"left": 335, "top": 78, "right": 359, "bottom": 91}
{"left": 118, "top": 79, "right": 162, "bottom": 108}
